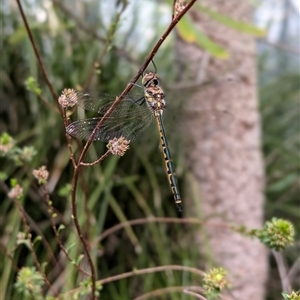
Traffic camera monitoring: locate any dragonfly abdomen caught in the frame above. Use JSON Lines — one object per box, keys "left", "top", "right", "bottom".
{"left": 155, "top": 113, "right": 182, "bottom": 212}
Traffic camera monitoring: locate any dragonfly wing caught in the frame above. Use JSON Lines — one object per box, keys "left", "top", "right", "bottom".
{"left": 66, "top": 99, "right": 154, "bottom": 142}
{"left": 66, "top": 118, "right": 106, "bottom": 141}
{"left": 75, "top": 90, "right": 145, "bottom": 113}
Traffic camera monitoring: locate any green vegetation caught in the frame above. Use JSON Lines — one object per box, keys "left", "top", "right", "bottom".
{"left": 1, "top": 1, "right": 298, "bottom": 299}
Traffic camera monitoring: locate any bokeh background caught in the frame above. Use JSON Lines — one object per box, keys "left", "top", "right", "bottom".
{"left": 1, "top": 0, "right": 299, "bottom": 299}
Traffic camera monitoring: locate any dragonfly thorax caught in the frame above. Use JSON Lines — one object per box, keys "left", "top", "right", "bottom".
{"left": 144, "top": 85, "right": 165, "bottom": 114}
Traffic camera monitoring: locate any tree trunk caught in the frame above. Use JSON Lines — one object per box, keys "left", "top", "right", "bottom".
{"left": 176, "top": 2, "right": 268, "bottom": 299}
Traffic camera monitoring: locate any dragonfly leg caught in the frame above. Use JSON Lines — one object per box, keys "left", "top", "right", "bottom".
{"left": 133, "top": 96, "right": 146, "bottom": 106}
{"left": 130, "top": 81, "right": 143, "bottom": 89}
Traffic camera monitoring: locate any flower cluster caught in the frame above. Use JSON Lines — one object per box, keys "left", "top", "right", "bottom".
{"left": 203, "top": 268, "right": 230, "bottom": 298}
{"left": 33, "top": 166, "right": 49, "bottom": 184}
{"left": 58, "top": 88, "right": 78, "bottom": 108}
{"left": 106, "top": 137, "right": 130, "bottom": 157}
{"left": 174, "top": 1, "right": 186, "bottom": 17}
{"left": 282, "top": 290, "right": 300, "bottom": 300}
{"left": 0, "top": 133, "right": 14, "bottom": 154}
{"left": 257, "top": 218, "right": 295, "bottom": 251}
{"left": 8, "top": 184, "right": 23, "bottom": 199}
{"left": 15, "top": 267, "right": 44, "bottom": 297}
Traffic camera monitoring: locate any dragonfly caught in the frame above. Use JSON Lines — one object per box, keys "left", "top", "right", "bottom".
{"left": 66, "top": 68, "right": 183, "bottom": 212}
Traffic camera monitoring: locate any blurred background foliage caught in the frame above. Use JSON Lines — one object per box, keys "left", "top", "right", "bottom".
{"left": 0, "top": 0, "right": 299, "bottom": 299}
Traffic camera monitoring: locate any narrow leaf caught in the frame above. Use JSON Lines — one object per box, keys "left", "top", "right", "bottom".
{"left": 177, "top": 16, "right": 228, "bottom": 59}
{"left": 197, "top": 3, "right": 266, "bottom": 37}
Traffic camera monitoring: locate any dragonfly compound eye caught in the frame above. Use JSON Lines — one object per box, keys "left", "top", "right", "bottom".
{"left": 152, "top": 79, "right": 159, "bottom": 85}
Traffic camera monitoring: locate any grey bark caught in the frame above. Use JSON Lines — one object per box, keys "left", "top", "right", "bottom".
{"left": 175, "top": 1, "right": 268, "bottom": 299}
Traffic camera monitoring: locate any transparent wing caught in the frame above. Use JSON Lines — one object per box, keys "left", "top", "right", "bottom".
{"left": 66, "top": 92, "right": 153, "bottom": 142}
{"left": 74, "top": 90, "right": 145, "bottom": 114}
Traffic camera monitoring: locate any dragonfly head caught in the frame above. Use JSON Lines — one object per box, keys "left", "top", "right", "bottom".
{"left": 142, "top": 72, "right": 160, "bottom": 88}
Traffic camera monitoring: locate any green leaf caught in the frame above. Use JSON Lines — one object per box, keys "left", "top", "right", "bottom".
{"left": 0, "top": 172, "right": 8, "bottom": 181}
{"left": 24, "top": 77, "right": 42, "bottom": 96}
{"left": 58, "top": 184, "right": 72, "bottom": 197}
{"left": 66, "top": 241, "right": 76, "bottom": 252}
{"left": 197, "top": 3, "right": 266, "bottom": 37}
{"left": 41, "top": 262, "right": 48, "bottom": 273}
{"left": 76, "top": 254, "right": 85, "bottom": 265}
{"left": 57, "top": 224, "right": 65, "bottom": 234}
{"left": 33, "top": 236, "right": 42, "bottom": 245}
{"left": 267, "top": 173, "right": 298, "bottom": 192}
{"left": 177, "top": 16, "right": 228, "bottom": 59}
{"left": 10, "top": 178, "right": 18, "bottom": 188}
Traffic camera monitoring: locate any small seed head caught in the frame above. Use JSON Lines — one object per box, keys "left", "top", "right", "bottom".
{"left": 203, "top": 268, "right": 230, "bottom": 298}
{"left": 257, "top": 218, "right": 295, "bottom": 251}
{"left": 33, "top": 166, "right": 49, "bottom": 184}
{"left": 0, "top": 133, "right": 14, "bottom": 154}
{"left": 8, "top": 184, "right": 23, "bottom": 199}
{"left": 174, "top": 1, "right": 186, "bottom": 17}
{"left": 58, "top": 88, "right": 78, "bottom": 108}
{"left": 107, "top": 137, "right": 130, "bottom": 156}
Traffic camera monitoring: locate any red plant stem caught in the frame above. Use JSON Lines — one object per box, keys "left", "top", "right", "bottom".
{"left": 16, "top": 0, "right": 61, "bottom": 111}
